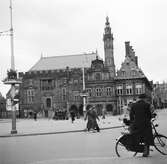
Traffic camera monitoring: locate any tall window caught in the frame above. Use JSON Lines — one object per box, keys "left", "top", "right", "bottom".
{"left": 126, "top": 84, "right": 133, "bottom": 95}
{"left": 106, "top": 87, "right": 112, "bottom": 96}
{"left": 73, "top": 91, "right": 79, "bottom": 101}
{"left": 96, "top": 88, "right": 102, "bottom": 97}
{"left": 135, "top": 84, "right": 142, "bottom": 94}
{"left": 116, "top": 85, "right": 123, "bottom": 95}
{"left": 27, "top": 89, "right": 35, "bottom": 104}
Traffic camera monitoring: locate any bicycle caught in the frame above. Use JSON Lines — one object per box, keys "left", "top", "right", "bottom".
{"left": 115, "top": 114, "right": 167, "bottom": 157}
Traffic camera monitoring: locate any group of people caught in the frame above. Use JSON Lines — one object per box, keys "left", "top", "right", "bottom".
{"left": 121, "top": 94, "right": 155, "bottom": 157}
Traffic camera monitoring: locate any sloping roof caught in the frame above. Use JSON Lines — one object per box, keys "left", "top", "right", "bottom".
{"left": 116, "top": 56, "right": 145, "bottom": 79}
{"left": 29, "top": 53, "right": 98, "bottom": 71}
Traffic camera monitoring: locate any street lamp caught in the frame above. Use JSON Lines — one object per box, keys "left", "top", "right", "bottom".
{"left": 3, "top": 0, "right": 21, "bottom": 134}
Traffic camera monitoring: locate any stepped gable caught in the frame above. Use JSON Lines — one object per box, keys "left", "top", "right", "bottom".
{"left": 116, "top": 56, "right": 145, "bottom": 79}
{"left": 29, "top": 52, "right": 98, "bottom": 71}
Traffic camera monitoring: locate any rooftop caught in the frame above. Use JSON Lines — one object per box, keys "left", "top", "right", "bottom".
{"left": 29, "top": 52, "right": 99, "bottom": 71}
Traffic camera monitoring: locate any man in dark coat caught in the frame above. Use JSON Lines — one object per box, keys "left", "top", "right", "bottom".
{"left": 85, "top": 106, "right": 100, "bottom": 132}
{"left": 70, "top": 110, "right": 75, "bottom": 123}
{"left": 91, "top": 106, "right": 100, "bottom": 132}
{"left": 130, "top": 94, "right": 154, "bottom": 157}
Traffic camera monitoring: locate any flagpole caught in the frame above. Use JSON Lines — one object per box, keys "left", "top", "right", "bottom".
{"left": 10, "top": 0, "right": 17, "bottom": 134}
{"left": 10, "top": 0, "right": 15, "bottom": 71}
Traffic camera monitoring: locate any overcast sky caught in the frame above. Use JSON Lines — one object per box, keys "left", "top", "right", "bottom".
{"left": 0, "top": 0, "right": 167, "bottom": 96}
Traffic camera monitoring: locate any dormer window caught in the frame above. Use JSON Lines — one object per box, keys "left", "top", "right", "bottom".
{"left": 132, "top": 70, "right": 136, "bottom": 76}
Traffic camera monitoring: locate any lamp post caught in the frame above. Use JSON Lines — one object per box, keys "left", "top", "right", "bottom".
{"left": 82, "top": 66, "right": 86, "bottom": 113}
{"left": 80, "top": 54, "right": 88, "bottom": 117}
{"left": 3, "top": 0, "right": 21, "bottom": 134}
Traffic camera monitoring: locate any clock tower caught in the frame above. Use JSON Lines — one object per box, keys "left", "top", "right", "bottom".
{"left": 103, "top": 16, "right": 116, "bottom": 78}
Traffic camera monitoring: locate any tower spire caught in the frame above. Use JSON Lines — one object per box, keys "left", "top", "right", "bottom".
{"left": 103, "top": 16, "right": 115, "bottom": 78}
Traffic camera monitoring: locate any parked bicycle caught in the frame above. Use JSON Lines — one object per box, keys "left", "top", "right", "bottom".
{"left": 115, "top": 113, "right": 167, "bottom": 157}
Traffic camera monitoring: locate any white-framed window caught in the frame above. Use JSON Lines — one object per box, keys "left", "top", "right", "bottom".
{"left": 126, "top": 84, "right": 133, "bottom": 95}
{"left": 131, "top": 70, "right": 136, "bottom": 76}
{"left": 116, "top": 85, "right": 123, "bottom": 95}
{"left": 96, "top": 88, "right": 102, "bottom": 97}
{"left": 135, "top": 84, "right": 142, "bottom": 94}
{"left": 73, "top": 91, "right": 79, "bottom": 101}
{"left": 106, "top": 87, "right": 112, "bottom": 96}
{"left": 27, "top": 89, "right": 35, "bottom": 104}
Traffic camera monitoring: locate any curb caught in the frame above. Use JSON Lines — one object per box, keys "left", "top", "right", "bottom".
{"left": 0, "top": 125, "right": 124, "bottom": 138}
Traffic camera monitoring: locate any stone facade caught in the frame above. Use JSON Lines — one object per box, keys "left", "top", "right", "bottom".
{"left": 19, "top": 17, "right": 153, "bottom": 117}
{"left": 153, "top": 82, "right": 167, "bottom": 108}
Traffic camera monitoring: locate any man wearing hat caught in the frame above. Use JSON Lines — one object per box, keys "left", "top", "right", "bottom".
{"left": 129, "top": 94, "right": 154, "bottom": 157}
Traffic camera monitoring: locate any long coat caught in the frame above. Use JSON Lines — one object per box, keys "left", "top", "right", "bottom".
{"left": 130, "top": 100, "right": 154, "bottom": 146}
{"left": 85, "top": 109, "right": 99, "bottom": 130}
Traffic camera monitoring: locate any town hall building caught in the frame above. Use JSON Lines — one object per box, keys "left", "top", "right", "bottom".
{"left": 19, "top": 17, "right": 152, "bottom": 117}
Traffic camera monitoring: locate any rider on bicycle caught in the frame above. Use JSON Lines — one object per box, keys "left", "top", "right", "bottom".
{"left": 124, "top": 94, "right": 154, "bottom": 157}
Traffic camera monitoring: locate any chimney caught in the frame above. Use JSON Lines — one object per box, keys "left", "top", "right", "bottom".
{"left": 135, "top": 56, "right": 138, "bottom": 66}
{"left": 125, "top": 41, "right": 130, "bottom": 57}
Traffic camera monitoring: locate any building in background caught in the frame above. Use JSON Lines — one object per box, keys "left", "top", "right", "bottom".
{"left": 0, "top": 92, "right": 6, "bottom": 118}
{"left": 115, "top": 41, "right": 153, "bottom": 113}
{"left": 19, "top": 17, "right": 153, "bottom": 118}
{"left": 153, "top": 82, "right": 167, "bottom": 109}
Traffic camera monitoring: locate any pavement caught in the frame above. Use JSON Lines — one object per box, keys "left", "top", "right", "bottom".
{"left": 29, "top": 155, "right": 167, "bottom": 164}
{"left": 1, "top": 109, "right": 167, "bottom": 164}
{"left": 0, "top": 114, "right": 123, "bottom": 137}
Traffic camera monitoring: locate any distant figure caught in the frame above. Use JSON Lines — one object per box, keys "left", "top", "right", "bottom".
{"left": 85, "top": 106, "right": 100, "bottom": 132}
{"left": 34, "top": 111, "right": 37, "bottom": 121}
{"left": 119, "top": 102, "right": 133, "bottom": 123}
{"left": 91, "top": 106, "right": 100, "bottom": 132}
{"left": 102, "top": 107, "right": 106, "bottom": 119}
{"left": 70, "top": 110, "right": 75, "bottom": 123}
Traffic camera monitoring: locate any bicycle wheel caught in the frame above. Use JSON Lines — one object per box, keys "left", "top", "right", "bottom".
{"left": 154, "top": 134, "right": 167, "bottom": 155}
{"left": 115, "top": 137, "right": 137, "bottom": 157}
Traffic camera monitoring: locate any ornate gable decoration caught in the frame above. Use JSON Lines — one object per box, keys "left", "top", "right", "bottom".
{"left": 116, "top": 56, "right": 145, "bottom": 79}
{"left": 91, "top": 56, "right": 104, "bottom": 70}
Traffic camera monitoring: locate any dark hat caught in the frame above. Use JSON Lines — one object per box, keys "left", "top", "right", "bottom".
{"left": 138, "top": 94, "right": 147, "bottom": 99}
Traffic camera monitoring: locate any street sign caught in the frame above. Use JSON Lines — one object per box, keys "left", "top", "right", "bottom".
{"left": 6, "top": 98, "right": 12, "bottom": 111}
{"left": 80, "top": 93, "right": 88, "bottom": 97}
{"left": 6, "top": 98, "right": 19, "bottom": 111}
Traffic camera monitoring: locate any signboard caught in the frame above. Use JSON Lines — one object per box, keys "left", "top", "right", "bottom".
{"left": 6, "top": 98, "right": 19, "bottom": 111}
{"left": 80, "top": 93, "right": 89, "bottom": 97}
{"left": 6, "top": 99, "right": 12, "bottom": 111}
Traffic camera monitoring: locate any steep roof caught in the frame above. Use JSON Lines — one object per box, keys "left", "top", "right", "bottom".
{"left": 29, "top": 53, "right": 98, "bottom": 71}
{"left": 116, "top": 56, "right": 145, "bottom": 79}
